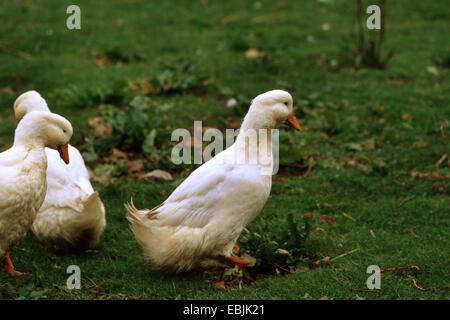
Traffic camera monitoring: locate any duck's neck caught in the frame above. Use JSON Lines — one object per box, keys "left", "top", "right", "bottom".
{"left": 234, "top": 126, "right": 274, "bottom": 174}
{"left": 13, "top": 141, "right": 47, "bottom": 169}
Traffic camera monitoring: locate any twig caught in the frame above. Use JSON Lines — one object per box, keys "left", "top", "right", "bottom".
{"left": 435, "top": 154, "right": 447, "bottom": 167}
{"left": 273, "top": 263, "right": 292, "bottom": 274}
{"left": 303, "top": 156, "right": 314, "bottom": 177}
{"left": 439, "top": 125, "right": 450, "bottom": 167}
{"left": 329, "top": 248, "right": 359, "bottom": 262}
{"left": 381, "top": 265, "right": 420, "bottom": 273}
{"left": 397, "top": 194, "right": 416, "bottom": 208}
{"left": 410, "top": 228, "right": 423, "bottom": 240}
{"left": 407, "top": 275, "right": 427, "bottom": 291}
{"left": 350, "top": 288, "right": 382, "bottom": 294}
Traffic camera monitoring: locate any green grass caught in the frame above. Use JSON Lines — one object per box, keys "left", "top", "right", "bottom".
{"left": 0, "top": 0, "right": 449, "bottom": 299}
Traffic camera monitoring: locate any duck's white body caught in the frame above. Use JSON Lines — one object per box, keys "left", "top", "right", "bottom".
{"left": 0, "top": 145, "right": 47, "bottom": 261}
{"left": 31, "top": 146, "right": 106, "bottom": 251}
{"left": 14, "top": 91, "right": 106, "bottom": 251}
{"left": 126, "top": 90, "right": 300, "bottom": 273}
{"left": 0, "top": 110, "right": 73, "bottom": 273}
{"left": 127, "top": 143, "right": 272, "bottom": 272}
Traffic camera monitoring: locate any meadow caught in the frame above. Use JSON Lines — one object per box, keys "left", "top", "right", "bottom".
{"left": 0, "top": 0, "right": 448, "bottom": 299}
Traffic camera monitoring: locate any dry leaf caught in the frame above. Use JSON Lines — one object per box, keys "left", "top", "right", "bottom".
{"left": 214, "top": 281, "right": 226, "bottom": 290}
{"left": 389, "top": 79, "right": 408, "bottom": 86}
{"left": 126, "top": 161, "right": 144, "bottom": 174}
{"left": 362, "top": 137, "right": 376, "bottom": 151}
{"left": 221, "top": 15, "right": 241, "bottom": 25}
{"left": 316, "top": 203, "right": 333, "bottom": 208}
{"left": 0, "top": 87, "right": 15, "bottom": 95}
{"left": 245, "top": 48, "right": 266, "bottom": 59}
{"left": 141, "top": 169, "right": 173, "bottom": 181}
{"left": 319, "top": 215, "right": 336, "bottom": 225}
{"left": 426, "top": 66, "right": 438, "bottom": 75}
{"left": 103, "top": 148, "right": 128, "bottom": 163}
{"left": 251, "top": 12, "right": 285, "bottom": 24}
{"left": 88, "top": 117, "right": 112, "bottom": 138}
{"left": 302, "top": 212, "right": 313, "bottom": 219}
{"left": 94, "top": 57, "right": 112, "bottom": 67}
{"left": 413, "top": 141, "right": 427, "bottom": 148}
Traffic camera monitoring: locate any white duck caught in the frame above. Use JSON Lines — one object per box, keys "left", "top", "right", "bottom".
{"left": 0, "top": 110, "right": 72, "bottom": 274}
{"left": 13, "top": 91, "right": 106, "bottom": 252}
{"left": 126, "top": 90, "right": 301, "bottom": 273}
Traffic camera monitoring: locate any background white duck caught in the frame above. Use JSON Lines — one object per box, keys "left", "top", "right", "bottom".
{"left": 14, "top": 91, "right": 106, "bottom": 252}
{"left": 0, "top": 111, "right": 72, "bottom": 274}
{"left": 126, "top": 89, "right": 301, "bottom": 273}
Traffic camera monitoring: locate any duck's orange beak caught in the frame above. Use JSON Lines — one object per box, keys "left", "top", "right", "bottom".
{"left": 57, "top": 144, "right": 70, "bottom": 164}
{"left": 286, "top": 114, "right": 301, "bottom": 131}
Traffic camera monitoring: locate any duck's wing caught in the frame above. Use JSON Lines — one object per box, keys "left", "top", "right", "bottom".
{"left": 43, "top": 147, "right": 93, "bottom": 212}
{"left": 66, "top": 145, "right": 94, "bottom": 194}
{"left": 150, "top": 151, "right": 258, "bottom": 229}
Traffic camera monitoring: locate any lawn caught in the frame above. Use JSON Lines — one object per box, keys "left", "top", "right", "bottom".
{"left": 0, "top": 0, "right": 449, "bottom": 300}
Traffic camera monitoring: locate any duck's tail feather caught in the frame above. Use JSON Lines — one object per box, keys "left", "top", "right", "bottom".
{"left": 35, "top": 191, "right": 106, "bottom": 252}
{"left": 124, "top": 199, "right": 207, "bottom": 273}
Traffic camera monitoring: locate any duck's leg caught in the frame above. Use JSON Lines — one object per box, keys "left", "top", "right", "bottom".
{"left": 2, "top": 254, "right": 23, "bottom": 275}
{"left": 229, "top": 255, "right": 252, "bottom": 270}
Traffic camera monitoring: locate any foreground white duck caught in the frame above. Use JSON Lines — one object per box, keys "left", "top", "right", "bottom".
{"left": 0, "top": 111, "right": 72, "bottom": 274}
{"left": 126, "top": 89, "right": 301, "bottom": 273}
{"left": 13, "top": 91, "right": 106, "bottom": 252}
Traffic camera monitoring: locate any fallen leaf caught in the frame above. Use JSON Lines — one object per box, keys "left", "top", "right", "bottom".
{"left": 132, "top": 80, "right": 161, "bottom": 95}
{"left": 141, "top": 169, "right": 173, "bottom": 181}
{"left": 103, "top": 148, "right": 128, "bottom": 163}
{"left": 276, "top": 248, "right": 291, "bottom": 256}
{"left": 311, "top": 227, "right": 325, "bottom": 233}
{"left": 88, "top": 117, "right": 112, "bottom": 138}
{"left": 221, "top": 15, "right": 241, "bottom": 25}
{"left": 302, "top": 212, "right": 313, "bottom": 219}
{"left": 214, "top": 281, "right": 226, "bottom": 290}
{"left": 389, "top": 79, "right": 408, "bottom": 86}
{"left": 426, "top": 66, "right": 439, "bottom": 75}
{"left": 362, "top": 137, "right": 376, "bottom": 151}
{"left": 319, "top": 215, "right": 336, "bottom": 225}
{"left": 401, "top": 113, "right": 410, "bottom": 121}
{"left": 292, "top": 267, "right": 309, "bottom": 274}
{"left": 316, "top": 203, "right": 333, "bottom": 208}
{"left": 126, "top": 161, "right": 144, "bottom": 174}
{"left": 0, "top": 87, "right": 15, "bottom": 95}
{"left": 314, "top": 256, "right": 330, "bottom": 265}
{"left": 245, "top": 48, "right": 266, "bottom": 59}
{"left": 94, "top": 57, "right": 112, "bottom": 67}
{"left": 413, "top": 141, "right": 427, "bottom": 148}
{"left": 251, "top": 12, "right": 285, "bottom": 24}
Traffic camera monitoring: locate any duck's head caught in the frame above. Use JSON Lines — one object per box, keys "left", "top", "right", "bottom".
{"left": 15, "top": 111, "right": 73, "bottom": 164}
{"left": 14, "top": 90, "right": 50, "bottom": 123}
{"left": 242, "top": 90, "right": 301, "bottom": 131}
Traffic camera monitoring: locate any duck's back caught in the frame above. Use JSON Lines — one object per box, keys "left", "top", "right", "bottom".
{"left": 156, "top": 146, "right": 272, "bottom": 230}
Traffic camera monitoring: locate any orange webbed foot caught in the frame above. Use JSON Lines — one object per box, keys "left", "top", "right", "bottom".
{"left": 230, "top": 255, "right": 253, "bottom": 270}
{"left": 214, "top": 281, "right": 226, "bottom": 289}
{"left": 2, "top": 254, "right": 24, "bottom": 275}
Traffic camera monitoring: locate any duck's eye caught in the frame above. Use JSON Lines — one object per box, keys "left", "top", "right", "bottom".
{"left": 63, "top": 129, "right": 67, "bottom": 133}
{"left": 283, "top": 102, "right": 289, "bottom": 106}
